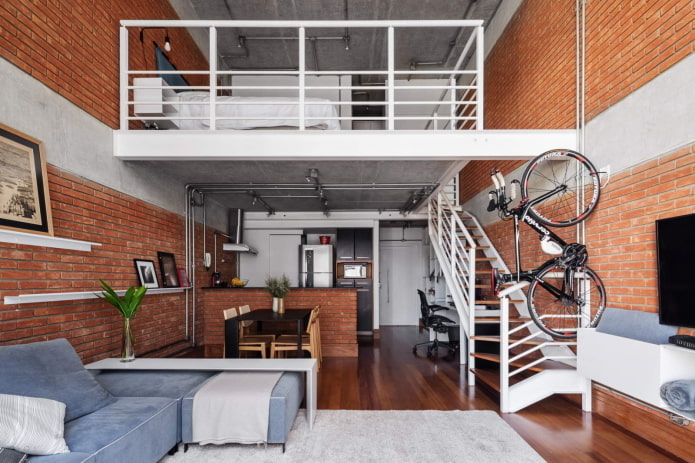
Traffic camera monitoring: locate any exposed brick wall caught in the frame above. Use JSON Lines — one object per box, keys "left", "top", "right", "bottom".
{"left": 1, "top": 167, "right": 184, "bottom": 362}
{"left": 460, "top": 0, "right": 693, "bottom": 204}
{"left": 200, "top": 288, "right": 358, "bottom": 358}
{"left": 0, "top": 1, "right": 208, "bottom": 129}
{"left": 584, "top": 0, "right": 695, "bottom": 121}
{"left": 587, "top": 144, "right": 695, "bottom": 331}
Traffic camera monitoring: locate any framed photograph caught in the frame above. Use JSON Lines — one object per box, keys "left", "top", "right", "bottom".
{"left": 134, "top": 259, "right": 159, "bottom": 288}
{"left": 177, "top": 267, "right": 190, "bottom": 287}
{"left": 0, "top": 124, "right": 53, "bottom": 236}
{"left": 157, "top": 251, "right": 180, "bottom": 287}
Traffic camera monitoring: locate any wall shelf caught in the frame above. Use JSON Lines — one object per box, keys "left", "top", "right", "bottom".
{"left": 0, "top": 229, "right": 100, "bottom": 252}
{"left": 3, "top": 287, "right": 190, "bottom": 305}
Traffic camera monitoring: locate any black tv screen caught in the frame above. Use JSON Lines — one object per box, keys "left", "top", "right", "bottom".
{"left": 656, "top": 212, "right": 695, "bottom": 328}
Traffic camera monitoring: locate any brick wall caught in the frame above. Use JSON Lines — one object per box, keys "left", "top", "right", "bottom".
{"left": 200, "top": 288, "right": 358, "bottom": 358}
{"left": 460, "top": 0, "right": 693, "bottom": 205}
{"left": 0, "top": 1, "right": 208, "bottom": 129}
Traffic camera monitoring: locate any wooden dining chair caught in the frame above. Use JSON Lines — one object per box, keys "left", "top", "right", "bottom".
{"left": 222, "top": 307, "right": 268, "bottom": 358}
{"left": 238, "top": 305, "right": 276, "bottom": 343}
{"left": 270, "top": 305, "right": 322, "bottom": 369}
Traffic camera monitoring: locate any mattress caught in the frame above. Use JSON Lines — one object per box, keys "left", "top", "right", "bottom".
{"left": 174, "top": 92, "right": 341, "bottom": 130}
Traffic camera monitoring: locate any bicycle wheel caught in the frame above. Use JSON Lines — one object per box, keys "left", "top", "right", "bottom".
{"left": 521, "top": 149, "right": 600, "bottom": 227}
{"left": 527, "top": 265, "right": 606, "bottom": 339}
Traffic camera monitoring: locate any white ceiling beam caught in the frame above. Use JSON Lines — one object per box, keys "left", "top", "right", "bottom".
{"left": 114, "top": 129, "right": 577, "bottom": 161}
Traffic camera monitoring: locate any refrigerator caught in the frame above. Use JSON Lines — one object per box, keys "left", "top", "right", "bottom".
{"left": 299, "top": 245, "right": 334, "bottom": 287}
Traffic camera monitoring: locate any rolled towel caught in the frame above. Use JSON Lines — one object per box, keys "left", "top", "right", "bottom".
{"left": 660, "top": 380, "right": 695, "bottom": 411}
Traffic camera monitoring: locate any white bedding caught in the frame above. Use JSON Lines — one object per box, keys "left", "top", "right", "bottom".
{"left": 175, "top": 92, "right": 341, "bottom": 130}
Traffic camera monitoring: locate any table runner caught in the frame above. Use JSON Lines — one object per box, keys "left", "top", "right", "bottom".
{"left": 192, "top": 371, "right": 282, "bottom": 445}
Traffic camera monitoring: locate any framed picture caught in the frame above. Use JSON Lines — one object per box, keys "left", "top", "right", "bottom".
{"left": 134, "top": 259, "right": 159, "bottom": 288}
{"left": 176, "top": 267, "right": 190, "bottom": 287}
{"left": 0, "top": 124, "right": 53, "bottom": 236}
{"left": 157, "top": 251, "right": 180, "bottom": 287}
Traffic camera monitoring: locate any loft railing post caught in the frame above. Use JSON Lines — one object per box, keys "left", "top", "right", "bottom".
{"left": 475, "top": 24, "right": 484, "bottom": 129}
{"left": 450, "top": 77, "right": 457, "bottom": 130}
{"left": 120, "top": 26, "right": 128, "bottom": 130}
{"left": 209, "top": 26, "right": 217, "bottom": 130}
{"left": 387, "top": 26, "right": 395, "bottom": 130}
{"left": 298, "top": 26, "right": 306, "bottom": 130}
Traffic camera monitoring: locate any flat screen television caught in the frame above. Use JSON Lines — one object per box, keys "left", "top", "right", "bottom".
{"left": 656, "top": 212, "right": 695, "bottom": 328}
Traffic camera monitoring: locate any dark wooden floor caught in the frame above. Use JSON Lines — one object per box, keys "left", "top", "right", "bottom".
{"left": 315, "top": 326, "right": 683, "bottom": 463}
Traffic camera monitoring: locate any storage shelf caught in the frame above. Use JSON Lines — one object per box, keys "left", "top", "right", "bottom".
{"left": 3, "top": 287, "right": 190, "bottom": 305}
{"left": 0, "top": 229, "right": 100, "bottom": 252}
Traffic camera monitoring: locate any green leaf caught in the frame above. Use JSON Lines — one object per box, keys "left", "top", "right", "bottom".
{"left": 96, "top": 279, "right": 147, "bottom": 319}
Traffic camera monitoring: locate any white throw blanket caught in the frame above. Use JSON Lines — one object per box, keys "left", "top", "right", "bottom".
{"left": 192, "top": 371, "right": 282, "bottom": 445}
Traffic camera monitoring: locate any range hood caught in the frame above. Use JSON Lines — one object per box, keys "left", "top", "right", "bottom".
{"left": 222, "top": 209, "right": 258, "bottom": 255}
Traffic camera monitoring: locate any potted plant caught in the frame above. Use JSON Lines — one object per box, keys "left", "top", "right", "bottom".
{"left": 96, "top": 279, "right": 147, "bottom": 362}
{"left": 264, "top": 274, "right": 291, "bottom": 314}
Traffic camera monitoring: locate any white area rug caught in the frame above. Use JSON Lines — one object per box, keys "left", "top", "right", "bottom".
{"left": 160, "top": 409, "right": 545, "bottom": 463}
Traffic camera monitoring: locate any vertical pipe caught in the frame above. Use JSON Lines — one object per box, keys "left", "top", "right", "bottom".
{"left": 298, "top": 27, "right": 306, "bottom": 130}
{"left": 475, "top": 24, "right": 484, "bottom": 130}
{"left": 467, "top": 245, "right": 476, "bottom": 378}
{"left": 209, "top": 27, "right": 218, "bottom": 130}
{"left": 450, "top": 77, "right": 456, "bottom": 130}
{"left": 120, "top": 26, "right": 128, "bottom": 130}
{"left": 387, "top": 26, "right": 395, "bottom": 130}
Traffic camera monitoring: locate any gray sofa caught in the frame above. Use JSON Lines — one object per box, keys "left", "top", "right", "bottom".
{"left": 0, "top": 339, "right": 303, "bottom": 462}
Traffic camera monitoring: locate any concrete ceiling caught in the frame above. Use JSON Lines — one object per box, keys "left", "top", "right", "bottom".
{"left": 163, "top": 0, "right": 503, "bottom": 214}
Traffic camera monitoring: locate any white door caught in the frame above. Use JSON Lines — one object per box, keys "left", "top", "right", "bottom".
{"left": 379, "top": 242, "right": 425, "bottom": 326}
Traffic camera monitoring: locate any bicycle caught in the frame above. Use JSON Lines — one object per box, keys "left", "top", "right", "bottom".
{"left": 487, "top": 149, "right": 606, "bottom": 339}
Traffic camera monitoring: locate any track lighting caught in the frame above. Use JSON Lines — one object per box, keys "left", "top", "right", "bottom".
{"left": 343, "top": 36, "right": 350, "bottom": 51}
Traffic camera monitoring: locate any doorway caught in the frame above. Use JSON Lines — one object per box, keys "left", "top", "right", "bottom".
{"left": 379, "top": 241, "right": 426, "bottom": 326}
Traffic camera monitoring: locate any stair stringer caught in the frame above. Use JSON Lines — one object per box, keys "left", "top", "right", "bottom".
{"left": 502, "top": 369, "right": 590, "bottom": 413}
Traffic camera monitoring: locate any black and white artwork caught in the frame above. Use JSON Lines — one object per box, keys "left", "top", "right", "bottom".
{"left": 134, "top": 259, "right": 159, "bottom": 288}
{"left": 0, "top": 124, "right": 53, "bottom": 235}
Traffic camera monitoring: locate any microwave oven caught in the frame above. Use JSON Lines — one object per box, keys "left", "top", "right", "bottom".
{"left": 343, "top": 263, "right": 367, "bottom": 278}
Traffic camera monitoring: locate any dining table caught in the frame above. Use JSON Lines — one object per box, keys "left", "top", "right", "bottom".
{"left": 224, "top": 308, "right": 313, "bottom": 358}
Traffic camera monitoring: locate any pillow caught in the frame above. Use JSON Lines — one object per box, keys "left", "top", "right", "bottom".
{"left": 0, "top": 339, "right": 115, "bottom": 421}
{"left": 0, "top": 394, "right": 69, "bottom": 455}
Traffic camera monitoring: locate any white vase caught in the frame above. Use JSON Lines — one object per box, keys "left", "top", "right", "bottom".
{"left": 272, "top": 297, "right": 280, "bottom": 313}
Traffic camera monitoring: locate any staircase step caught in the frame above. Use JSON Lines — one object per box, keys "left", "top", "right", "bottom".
{"left": 471, "top": 353, "right": 574, "bottom": 372}
{"left": 470, "top": 367, "right": 526, "bottom": 392}
{"left": 471, "top": 335, "right": 547, "bottom": 346}
{"left": 475, "top": 316, "right": 531, "bottom": 323}
{"left": 475, "top": 299, "right": 524, "bottom": 304}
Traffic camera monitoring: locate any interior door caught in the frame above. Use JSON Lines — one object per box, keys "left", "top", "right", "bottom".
{"left": 269, "top": 234, "right": 301, "bottom": 287}
{"left": 379, "top": 242, "right": 425, "bottom": 326}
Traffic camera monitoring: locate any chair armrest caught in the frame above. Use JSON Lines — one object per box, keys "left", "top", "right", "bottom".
{"left": 429, "top": 304, "right": 449, "bottom": 312}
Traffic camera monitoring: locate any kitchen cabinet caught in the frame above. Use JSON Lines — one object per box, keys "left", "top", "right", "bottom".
{"left": 336, "top": 278, "right": 373, "bottom": 332}
{"left": 336, "top": 228, "right": 372, "bottom": 261}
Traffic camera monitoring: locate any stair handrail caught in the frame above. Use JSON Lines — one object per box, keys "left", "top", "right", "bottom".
{"left": 428, "top": 191, "right": 477, "bottom": 383}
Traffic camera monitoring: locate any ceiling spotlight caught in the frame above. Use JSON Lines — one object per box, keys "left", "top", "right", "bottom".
{"left": 237, "top": 36, "right": 246, "bottom": 48}
{"left": 343, "top": 36, "right": 351, "bottom": 51}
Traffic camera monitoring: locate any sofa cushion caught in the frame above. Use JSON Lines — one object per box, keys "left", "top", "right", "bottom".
{"left": 0, "top": 339, "right": 115, "bottom": 422}
{"left": 596, "top": 307, "right": 678, "bottom": 344}
{"left": 27, "top": 453, "right": 94, "bottom": 463}
{"left": 0, "top": 394, "right": 69, "bottom": 455}
{"left": 63, "top": 397, "right": 178, "bottom": 463}
{"left": 93, "top": 370, "right": 217, "bottom": 442}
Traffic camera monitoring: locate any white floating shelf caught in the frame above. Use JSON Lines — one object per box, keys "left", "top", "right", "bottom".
{"left": 3, "top": 287, "right": 190, "bottom": 305}
{"left": 0, "top": 229, "right": 101, "bottom": 252}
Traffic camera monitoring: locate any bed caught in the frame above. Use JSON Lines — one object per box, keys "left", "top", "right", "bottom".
{"left": 133, "top": 76, "right": 346, "bottom": 131}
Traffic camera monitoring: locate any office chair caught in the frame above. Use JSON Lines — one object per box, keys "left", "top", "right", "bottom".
{"left": 413, "top": 290, "right": 458, "bottom": 358}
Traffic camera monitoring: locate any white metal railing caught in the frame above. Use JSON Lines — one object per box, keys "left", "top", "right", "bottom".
{"left": 119, "top": 20, "right": 484, "bottom": 131}
{"left": 428, "top": 191, "right": 477, "bottom": 382}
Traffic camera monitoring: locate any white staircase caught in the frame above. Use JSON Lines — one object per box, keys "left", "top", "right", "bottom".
{"left": 427, "top": 194, "right": 590, "bottom": 413}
